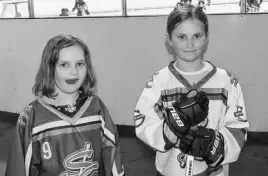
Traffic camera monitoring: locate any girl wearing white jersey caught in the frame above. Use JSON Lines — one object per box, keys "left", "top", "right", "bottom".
{"left": 134, "top": 4, "right": 249, "bottom": 176}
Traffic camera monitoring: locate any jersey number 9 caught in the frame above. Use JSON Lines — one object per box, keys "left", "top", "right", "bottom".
{"left": 43, "top": 142, "right": 52, "bottom": 159}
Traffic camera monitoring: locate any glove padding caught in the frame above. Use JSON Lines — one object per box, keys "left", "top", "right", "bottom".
{"left": 163, "top": 121, "right": 194, "bottom": 152}
{"left": 191, "top": 127, "right": 225, "bottom": 168}
{"left": 164, "top": 104, "right": 191, "bottom": 138}
{"left": 163, "top": 120, "right": 179, "bottom": 150}
{"left": 176, "top": 129, "right": 194, "bottom": 154}
{"left": 163, "top": 89, "right": 209, "bottom": 152}
{"left": 164, "top": 89, "right": 209, "bottom": 137}
{"left": 174, "top": 89, "right": 209, "bottom": 128}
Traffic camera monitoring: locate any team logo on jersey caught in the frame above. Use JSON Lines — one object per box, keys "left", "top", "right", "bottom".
{"left": 134, "top": 109, "right": 145, "bottom": 128}
{"left": 234, "top": 105, "right": 247, "bottom": 122}
{"left": 59, "top": 142, "right": 99, "bottom": 176}
{"left": 145, "top": 72, "right": 159, "bottom": 89}
{"left": 17, "top": 105, "right": 32, "bottom": 127}
{"left": 177, "top": 153, "right": 187, "bottom": 168}
{"left": 226, "top": 71, "right": 238, "bottom": 87}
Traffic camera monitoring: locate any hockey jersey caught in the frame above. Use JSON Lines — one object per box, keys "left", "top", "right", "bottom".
{"left": 134, "top": 61, "right": 249, "bottom": 176}
{"left": 5, "top": 95, "right": 124, "bottom": 176}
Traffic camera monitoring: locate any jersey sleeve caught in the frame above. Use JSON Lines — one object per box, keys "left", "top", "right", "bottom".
{"left": 134, "top": 72, "right": 168, "bottom": 152}
{"left": 218, "top": 78, "right": 249, "bottom": 165}
{"left": 5, "top": 105, "right": 38, "bottom": 176}
{"left": 98, "top": 98, "right": 125, "bottom": 176}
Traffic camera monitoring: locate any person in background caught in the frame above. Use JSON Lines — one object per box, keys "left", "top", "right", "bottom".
{"left": 72, "top": 0, "right": 90, "bottom": 16}
{"left": 59, "top": 8, "right": 70, "bottom": 16}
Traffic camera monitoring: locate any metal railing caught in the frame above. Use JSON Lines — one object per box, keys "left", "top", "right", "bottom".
{"left": 0, "top": 0, "right": 268, "bottom": 19}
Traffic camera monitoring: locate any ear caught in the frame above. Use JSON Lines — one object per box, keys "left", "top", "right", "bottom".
{"left": 205, "top": 32, "right": 210, "bottom": 45}
{"left": 165, "top": 33, "right": 176, "bottom": 56}
{"left": 165, "top": 33, "right": 173, "bottom": 47}
{"left": 203, "top": 32, "right": 210, "bottom": 53}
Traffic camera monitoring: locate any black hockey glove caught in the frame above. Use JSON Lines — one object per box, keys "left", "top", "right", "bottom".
{"left": 163, "top": 89, "right": 209, "bottom": 151}
{"left": 191, "top": 127, "right": 225, "bottom": 168}
{"left": 175, "top": 89, "right": 209, "bottom": 128}
{"left": 176, "top": 129, "right": 194, "bottom": 153}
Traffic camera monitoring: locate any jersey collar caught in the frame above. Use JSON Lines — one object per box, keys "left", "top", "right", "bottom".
{"left": 168, "top": 60, "right": 217, "bottom": 90}
{"left": 37, "top": 96, "right": 93, "bottom": 125}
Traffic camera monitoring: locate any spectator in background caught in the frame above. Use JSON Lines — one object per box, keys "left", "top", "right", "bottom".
{"left": 198, "top": 0, "right": 206, "bottom": 10}
{"left": 179, "top": 0, "right": 192, "bottom": 4}
{"left": 59, "top": 8, "right": 70, "bottom": 16}
{"left": 240, "top": 0, "right": 263, "bottom": 13}
{"left": 177, "top": 0, "right": 191, "bottom": 6}
{"left": 72, "top": 0, "right": 90, "bottom": 16}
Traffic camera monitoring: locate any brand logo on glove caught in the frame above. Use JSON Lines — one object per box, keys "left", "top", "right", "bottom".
{"left": 168, "top": 106, "right": 184, "bottom": 127}
{"left": 211, "top": 131, "right": 220, "bottom": 155}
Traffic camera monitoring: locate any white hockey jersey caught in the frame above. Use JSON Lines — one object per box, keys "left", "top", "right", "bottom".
{"left": 134, "top": 61, "right": 249, "bottom": 176}
{"left": 5, "top": 95, "right": 124, "bottom": 176}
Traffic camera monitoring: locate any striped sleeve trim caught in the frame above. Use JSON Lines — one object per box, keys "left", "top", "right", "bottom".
{"left": 112, "top": 162, "right": 125, "bottom": 176}
{"left": 25, "top": 141, "right": 33, "bottom": 176}
{"left": 226, "top": 127, "right": 247, "bottom": 149}
{"left": 100, "top": 115, "right": 116, "bottom": 145}
{"left": 193, "top": 165, "right": 223, "bottom": 176}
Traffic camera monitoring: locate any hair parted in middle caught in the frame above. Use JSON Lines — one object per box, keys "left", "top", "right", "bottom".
{"left": 167, "top": 3, "right": 209, "bottom": 39}
{"left": 32, "top": 34, "right": 96, "bottom": 98}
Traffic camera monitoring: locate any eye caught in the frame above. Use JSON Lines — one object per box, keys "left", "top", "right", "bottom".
{"left": 76, "top": 62, "right": 85, "bottom": 67}
{"left": 177, "top": 35, "right": 186, "bottom": 40}
{"left": 194, "top": 34, "right": 203, "bottom": 39}
{"left": 59, "top": 63, "right": 68, "bottom": 67}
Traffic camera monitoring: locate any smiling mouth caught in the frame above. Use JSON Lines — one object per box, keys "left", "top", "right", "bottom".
{"left": 184, "top": 50, "right": 196, "bottom": 53}
{"left": 65, "top": 79, "right": 79, "bottom": 84}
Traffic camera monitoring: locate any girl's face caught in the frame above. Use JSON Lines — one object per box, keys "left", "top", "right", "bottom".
{"left": 54, "top": 44, "right": 87, "bottom": 96}
{"left": 167, "top": 18, "right": 208, "bottom": 62}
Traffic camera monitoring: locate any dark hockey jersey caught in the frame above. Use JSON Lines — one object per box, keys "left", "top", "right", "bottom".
{"left": 5, "top": 95, "right": 124, "bottom": 176}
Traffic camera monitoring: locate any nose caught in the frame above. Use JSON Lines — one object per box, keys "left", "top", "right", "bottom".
{"left": 70, "top": 65, "right": 78, "bottom": 75}
{"left": 186, "top": 39, "right": 194, "bottom": 49}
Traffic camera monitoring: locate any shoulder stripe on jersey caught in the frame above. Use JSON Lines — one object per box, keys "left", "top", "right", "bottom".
{"left": 32, "top": 115, "right": 100, "bottom": 135}
{"left": 226, "top": 127, "right": 246, "bottom": 149}
{"left": 161, "top": 87, "right": 228, "bottom": 106}
{"left": 25, "top": 141, "right": 33, "bottom": 176}
{"left": 168, "top": 61, "right": 217, "bottom": 89}
{"left": 161, "top": 87, "right": 228, "bottom": 96}
{"left": 32, "top": 121, "right": 101, "bottom": 141}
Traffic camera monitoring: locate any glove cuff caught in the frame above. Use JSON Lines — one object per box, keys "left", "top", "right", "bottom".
{"left": 162, "top": 121, "right": 178, "bottom": 150}
{"left": 205, "top": 130, "right": 225, "bottom": 168}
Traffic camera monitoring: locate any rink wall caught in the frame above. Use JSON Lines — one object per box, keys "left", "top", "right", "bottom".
{"left": 0, "top": 14, "right": 267, "bottom": 132}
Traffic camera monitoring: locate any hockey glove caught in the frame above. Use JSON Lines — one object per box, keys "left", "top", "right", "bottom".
{"left": 164, "top": 89, "right": 209, "bottom": 136}
{"left": 163, "top": 120, "right": 179, "bottom": 150}
{"left": 175, "top": 89, "right": 209, "bottom": 128}
{"left": 163, "top": 120, "right": 195, "bottom": 152}
{"left": 191, "top": 127, "right": 225, "bottom": 168}
{"left": 176, "top": 129, "right": 194, "bottom": 153}
{"left": 164, "top": 102, "right": 192, "bottom": 137}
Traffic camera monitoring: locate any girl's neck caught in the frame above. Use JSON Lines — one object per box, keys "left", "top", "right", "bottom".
{"left": 47, "top": 91, "right": 80, "bottom": 106}
{"left": 175, "top": 58, "right": 204, "bottom": 72}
